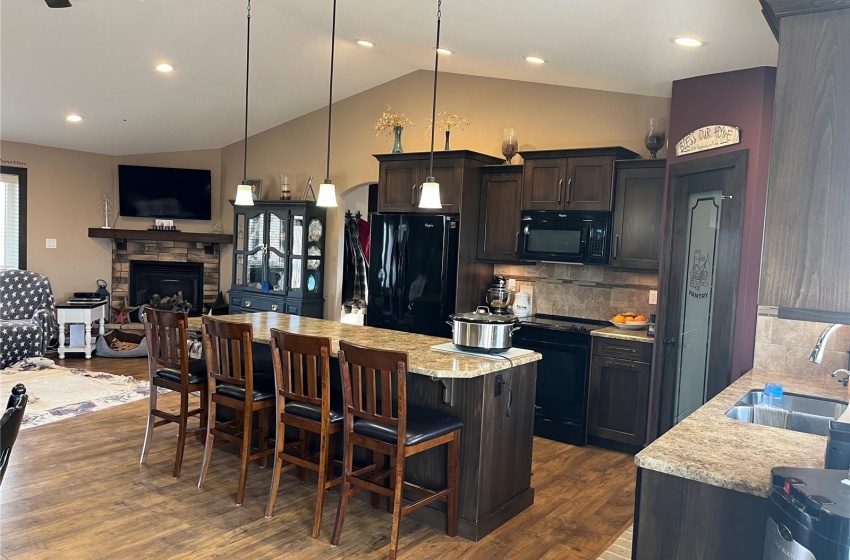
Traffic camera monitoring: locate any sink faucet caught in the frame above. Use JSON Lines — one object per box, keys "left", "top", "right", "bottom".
{"left": 809, "top": 324, "right": 842, "bottom": 364}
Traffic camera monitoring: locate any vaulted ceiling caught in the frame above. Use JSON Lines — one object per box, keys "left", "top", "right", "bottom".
{"left": 0, "top": 0, "right": 777, "bottom": 156}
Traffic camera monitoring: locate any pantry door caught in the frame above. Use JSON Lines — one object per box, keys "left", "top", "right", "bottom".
{"left": 655, "top": 150, "right": 748, "bottom": 435}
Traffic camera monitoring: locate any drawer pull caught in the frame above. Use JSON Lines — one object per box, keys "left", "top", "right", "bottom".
{"left": 610, "top": 346, "right": 636, "bottom": 354}
{"left": 271, "top": 304, "right": 279, "bottom": 311}
{"left": 604, "top": 358, "right": 635, "bottom": 368}
{"left": 244, "top": 300, "right": 252, "bottom": 308}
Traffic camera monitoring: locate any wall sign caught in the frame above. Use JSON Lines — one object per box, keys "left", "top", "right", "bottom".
{"left": 675, "top": 125, "right": 741, "bottom": 156}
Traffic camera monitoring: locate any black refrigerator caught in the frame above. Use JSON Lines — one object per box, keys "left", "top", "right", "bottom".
{"left": 366, "top": 213, "right": 459, "bottom": 338}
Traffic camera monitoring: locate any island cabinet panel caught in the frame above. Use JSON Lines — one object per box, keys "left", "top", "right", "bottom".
{"left": 633, "top": 468, "right": 770, "bottom": 560}
{"left": 476, "top": 165, "right": 523, "bottom": 262}
{"left": 402, "top": 363, "right": 537, "bottom": 541}
{"left": 520, "top": 147, "right": 639, "bottom": 212}
{"left": 610, "top": 159, "right": 666, "bottom": 271}
{"left": 588, "top": 337, "right": 652, "bottom": 449}
{"left": 375, "top": 151, "right": 501, "bottom": 214}
{"left": 759, "top": 6, "right": 850, "bottom": 320}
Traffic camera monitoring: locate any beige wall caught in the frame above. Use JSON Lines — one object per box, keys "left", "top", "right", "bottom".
{"left": 4, "top": 70, "right": 669, "bottom": 315}
{"left": 219, "top": 70, "right": 671, "bottom": 319}
{"left": 0, "top": 141, "right": 224, "bottom": 303}
{"left": 754, "top": 314, "right": 850, "bottom": 377}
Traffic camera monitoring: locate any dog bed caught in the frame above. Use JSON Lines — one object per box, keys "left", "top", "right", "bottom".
{"left": 95, "top": 330, "right": 148, "bottom": 358}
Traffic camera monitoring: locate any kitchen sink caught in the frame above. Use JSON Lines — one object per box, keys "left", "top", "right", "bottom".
{"left": 724, "top": 390, "right": 848, "bottom": 436}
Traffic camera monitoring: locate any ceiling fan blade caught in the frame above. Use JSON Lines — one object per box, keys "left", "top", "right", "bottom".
{"left": 45, "top": 0, "right": 72, "bottom": 7}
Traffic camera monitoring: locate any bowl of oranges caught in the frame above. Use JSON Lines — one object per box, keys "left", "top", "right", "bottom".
{"left": 610, "top": 312, "right": 649, "bottom": 330}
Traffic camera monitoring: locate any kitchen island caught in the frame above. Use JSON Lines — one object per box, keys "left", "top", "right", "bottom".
{"left": 189, "top": 312, "right": 541, "bottom": 541}
{"left": 631, "top": 369, "right": 849, "bottom": 559}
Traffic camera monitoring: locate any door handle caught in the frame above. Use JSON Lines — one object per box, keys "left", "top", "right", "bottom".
{"left": 557, "top": 179, "right": 563, "bottom": 203}
{"left": 613, "top": 235, "right": 619, "bottom": 259}
{"left": 566, "top": 178, "right": 572, "bottom": 202}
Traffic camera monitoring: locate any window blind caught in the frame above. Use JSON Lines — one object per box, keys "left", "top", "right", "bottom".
{"left": 1, "top": 176, "right": 21, "bottom": 269}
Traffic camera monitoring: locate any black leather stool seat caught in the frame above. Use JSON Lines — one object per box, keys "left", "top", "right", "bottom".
{"left": 353, "top": 405, "right": 463, "bottom": 446}
{"left": 216, "top": 372, "right": 276, "bottom": 402}
{"left": 155, "top": 358, "right": 208, "bottom": 385}
{"left": 284, "top": 391, "right": 344, "bottom": 423}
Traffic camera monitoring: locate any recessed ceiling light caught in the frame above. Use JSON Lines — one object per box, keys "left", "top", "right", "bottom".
{"left": 525, "top": 56, "right": 546, "bottom": 64}
{"left": 156, "top": 63, "right": 174, "bottom": 72}
{"left": 66, "top": 114, "right": 83, "bottom": 122}
{"left": 356, "top": 40, "right": 374, "bottom": 48}
{"left": 436, "top": 47, "right": 453, "bottom": 55}
{"left": 671, "top": 36, "right": 706, "bottom": 48}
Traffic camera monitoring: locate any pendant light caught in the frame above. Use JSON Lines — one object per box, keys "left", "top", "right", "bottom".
{"left": 234, "top": 0, "right": 255, "bottom": 206}
{"left": 315, "top": 0, "right": 339, "bottom": 208}
{"left": 418, "top": 0, "right": 444, "bottom": 209}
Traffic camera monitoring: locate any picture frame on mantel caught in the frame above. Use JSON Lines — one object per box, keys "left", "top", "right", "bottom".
{"left": 244, "top": 179, "right": 262, "bottom": 200}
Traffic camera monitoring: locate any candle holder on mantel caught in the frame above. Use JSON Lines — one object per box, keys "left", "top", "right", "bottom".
{"left": 645, "top": 117, "right": 667, "bottom": 159}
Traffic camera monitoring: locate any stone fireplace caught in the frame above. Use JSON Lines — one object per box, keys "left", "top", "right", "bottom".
{"left": 110, "top": 239, "right": 222, "bottom": 316}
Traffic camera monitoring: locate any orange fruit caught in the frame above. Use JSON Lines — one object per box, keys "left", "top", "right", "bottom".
{"left": 624, "top": 317, "right": 634, "bottom": 322}
{"left": 634, "top": 315, "right": 647, "bottom": 322}
{"left": 612, "top": 314, "right": 625, "bottom": 323}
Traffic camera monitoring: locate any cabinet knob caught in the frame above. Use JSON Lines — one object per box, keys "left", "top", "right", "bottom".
{"left": 271, "top": 304, "right": 279, "bottom": 311}
{"left": 244, "top": 300, "right": 252, "bottom": 308}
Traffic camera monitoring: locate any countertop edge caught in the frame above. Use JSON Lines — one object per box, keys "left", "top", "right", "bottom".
{"left": 591, "top": 326, "right": 655, "bottom": 343}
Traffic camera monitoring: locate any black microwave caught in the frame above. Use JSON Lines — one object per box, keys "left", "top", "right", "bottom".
{"left": 517, "top": 210, "right": 611, "bottom": 264}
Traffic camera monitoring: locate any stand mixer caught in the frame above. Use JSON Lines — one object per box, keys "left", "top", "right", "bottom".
{"left": 485, "top": 276, "right": 514, "bottom": 314}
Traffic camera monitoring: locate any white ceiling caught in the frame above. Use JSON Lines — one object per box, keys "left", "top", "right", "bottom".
{"left": 0, "top": 0, "right": 778, "bottom": 156}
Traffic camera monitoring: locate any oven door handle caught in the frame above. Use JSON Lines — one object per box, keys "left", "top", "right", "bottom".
{"left": 511, "top": 337, "right": 590, "bottom": 353}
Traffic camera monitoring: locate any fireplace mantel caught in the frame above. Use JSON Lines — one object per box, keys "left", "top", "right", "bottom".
{"left": 88, "top": 228, "right": 231, "bottom": 245}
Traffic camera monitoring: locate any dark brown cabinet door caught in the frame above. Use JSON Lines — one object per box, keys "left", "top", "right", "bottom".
{"left": 759, "top": 6, "right": 850, "bottom": 320}
{"left": 477, "top": 168, "right": 522, "bottom": 261}
{"left": 421, "top": 158, "right": 463, "bottom": 213}
{"left": 587, "top": 355, "right": 650, "bottom": 446}
{"left": 610, "top": 161, "right": 666, "bottom": 271}
{"left": 378, "top": 160, "right": 419, "bottom": 212}
{"left": 565, "top": 156, "right": 615, "bottom": 210}
{"left": 521, "top": 158, "right": 566, "bottom": 210}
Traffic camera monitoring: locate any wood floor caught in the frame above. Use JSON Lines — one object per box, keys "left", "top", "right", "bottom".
{"left": 1, "top": 356, "right": 636, "bottom": 560}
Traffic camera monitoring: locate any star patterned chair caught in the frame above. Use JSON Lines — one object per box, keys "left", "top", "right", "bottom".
{"left": 0, "top": 270, "right": 58, "bottom": 369}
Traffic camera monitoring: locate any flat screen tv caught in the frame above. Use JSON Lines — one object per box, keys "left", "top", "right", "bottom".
{"left": 118, "top": 165, "right": 212, "bottom": 220}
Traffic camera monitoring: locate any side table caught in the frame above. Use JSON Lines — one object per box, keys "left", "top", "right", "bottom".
{"left": 56, "top": 301, "right": 108, "bottom": 359}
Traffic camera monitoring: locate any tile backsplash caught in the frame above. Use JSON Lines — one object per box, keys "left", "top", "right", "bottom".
{"left": 753, "top": 312, "right": 850, "bottom": 377}
{"left": 494, "top": 263, "right": 657, "bottom": 321}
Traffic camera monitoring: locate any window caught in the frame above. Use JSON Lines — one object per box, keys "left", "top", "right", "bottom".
{"left": 0, "top": 166, "right": 27, "bottom": 270}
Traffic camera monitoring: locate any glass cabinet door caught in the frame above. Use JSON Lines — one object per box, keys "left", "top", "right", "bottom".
{"left": 267, "top": 209, "right": 288, "bottom": 292}
{"left": 290, "top": 215, "right": 304, "bottom": 292}
{"left": 306, "top": 217, "right": 324, "bottom": 295}
{"left": 245, "top": 212, "right": 265, "bottom": 289}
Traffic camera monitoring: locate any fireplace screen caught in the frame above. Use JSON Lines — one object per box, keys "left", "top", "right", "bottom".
{"left": 129, "top": 261, "right": 204, "bottom": 316}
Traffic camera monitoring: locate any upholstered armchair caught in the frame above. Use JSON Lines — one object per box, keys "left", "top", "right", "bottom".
{"left": 0, "top": 270, "right": 57, "bottom": 368}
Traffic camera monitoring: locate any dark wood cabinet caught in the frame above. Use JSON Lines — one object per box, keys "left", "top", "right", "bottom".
{"left": 520, "top": 147, "right": 639, "bottom": 211}
{"left": 229, "top": 201, "right": 326, "bottom": 318}
{"left": 477, "top": 165, "right": 523, "bottom": 262}
{"left": 375, "top": 151, "right": 500, "bottom": 214}
{"left": 610, "top": 159, "right": 666, "bottom": 271}
{"left": 587, "top": 337, "right": 652, "bottom": 448}
{"left": 758, "top": 2, "right": 850, "bottom": 322}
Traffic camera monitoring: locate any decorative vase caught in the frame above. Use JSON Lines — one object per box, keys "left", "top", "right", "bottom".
{"left": 392, "top": 125, "right": 404, "bottom": 154}
{"left": 444, "top": 130, "right": 451, "bottom": 151}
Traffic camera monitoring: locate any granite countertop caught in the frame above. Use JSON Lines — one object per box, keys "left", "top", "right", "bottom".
{"left": 188, "top": 313, "right": 541, "bottom": 379}
{"left": 592, "top": 326, "right": 655, "bottom": 344}
{"left": 636, "top": 369, "right": 849, "bottom": 497}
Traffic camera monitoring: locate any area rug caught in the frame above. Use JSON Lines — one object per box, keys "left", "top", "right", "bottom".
{"left": 0, "top": 357, "right": 150, "bottom": 430}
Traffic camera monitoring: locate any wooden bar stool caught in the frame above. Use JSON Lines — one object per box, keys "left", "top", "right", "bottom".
{"left": 197, "top": 316, "right": 275, "bottom": 505}
{"left": 265, "top": 329, "right": 346, "bottom": 536}
{"left": 331, "top": 340, "right": 462, "bottom": 560}
{"left": 140, "top": 307, "right": 208, "bottom": 478}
